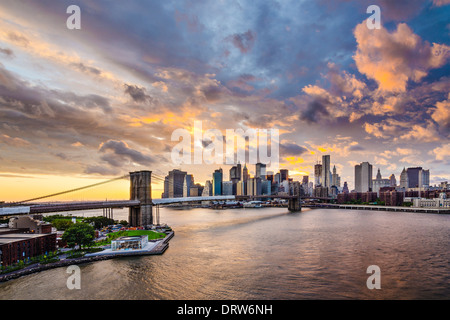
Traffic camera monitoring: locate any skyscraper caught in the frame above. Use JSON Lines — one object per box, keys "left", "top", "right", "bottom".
{"left": 266, "top": 171, "right": 274, "bottom": 182}
{"left": 243, "top": 164, "right": 249, "bottom": 182}
{"left": 183, "top": 174, "right": 194, "bottom": 197}
{"left": 302, "top": 175, "right": 309, "bottom": 185}
{"left": 314, "top": 163, "right": 322, "bottom": 187}
{"left": 222, "top": 181, "right": 233, "bottom": 195}
{"left": 230, "top": 163, "right": 242, "bottom": 182}
{"left": 202, "top": 180, "right": 213, "bottom": 196}
{"left": 165, "top": 169, "right": 187, "bottom": 198}
{"left": 407, "top": 167, "right": 422, "bottom": 188}
{"left": 400, "top": 168, "right": 408, "bottom": 189}
{"left": 331, "top": 165, "right": 341, "bottom": 187}
{"left": 280, "top": 169, "right": 289, "bottom": 182}
{"left": 343, "top": 181, "right": 349, "bottom": 193}
{"left": 322, "top": 155, "right": 331, "bottom": 189}
{"left": 213, "top": 168, "right": 223, "bottom": 196}
{"left": 419, "top": 169, "right": 430, "bottom": 189}
{"left": 373, "top": 168, "right": 390, "bottom": 196}
{"left": 389, "top": 174, "right": 397, "bottom": 187}
{"left": 255, "top": 163, "right": 266, "bottom": 179}
{"left": 163, "top": 176, "right": 169, "bottom": 198}
{"left": 354, "top": 162, "right": 373, "bottom": 192}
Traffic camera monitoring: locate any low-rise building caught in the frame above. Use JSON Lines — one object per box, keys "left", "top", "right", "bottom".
{"left": 0, "top": 232, "right": 57, "bottom": 267}
{"left": 413, "top": 193, "right": 450, "bottom": 208}
{"left": 111, "top": 235, "right": 148, "bottom": 251}
{"left": 0, "top": 215, "right": 56, "bottom": 267}
{"left": 8, "top": 215, "right": 52, "bottom": 234}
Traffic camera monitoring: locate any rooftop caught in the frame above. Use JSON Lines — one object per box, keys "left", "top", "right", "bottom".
{"left": 0, "top": 233, "right": 55, "bottom": 245}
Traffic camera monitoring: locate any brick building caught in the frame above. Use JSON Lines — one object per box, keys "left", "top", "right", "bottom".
{"left": 379, "top": 191, "right": 404, "bottom": 206}
{"left": 0, "top": 233, "right": 57, "bottom": 267}
{"left": 0, "top": 216, "right": 56, "bottom": 267}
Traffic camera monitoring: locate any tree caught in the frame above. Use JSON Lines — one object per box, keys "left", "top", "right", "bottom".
{"left": 62, "top": 223, "right": 95, "bottom": 250}
{"left": 82, "top": 216, "right": 114, "bottom": 229}
{"left": 51, "top": 219, "right": 74, "bottom": 231}
{"left": 119, "top": 220, "right": 129, "bottom": 227}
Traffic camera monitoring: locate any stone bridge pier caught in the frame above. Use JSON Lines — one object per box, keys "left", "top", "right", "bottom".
{"left": 129, "top": 171, "right": 152, "bottom": 227}
{"left": 288, "top": 197, "right": 302, "bottom": 212}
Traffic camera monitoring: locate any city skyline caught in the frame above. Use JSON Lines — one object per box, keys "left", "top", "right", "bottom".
{"left": 0, "top": 1, "right": 449, "bottom": 201}
{"left": 161, "top": 158, "right": 439, "bottom": 200}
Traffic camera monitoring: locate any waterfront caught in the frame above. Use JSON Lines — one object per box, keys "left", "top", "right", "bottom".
{"left": 0, "top": 207, "right": 449, "bottom": 300}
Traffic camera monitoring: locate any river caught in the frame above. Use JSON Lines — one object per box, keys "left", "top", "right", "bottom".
{"left": 0, "top": 207, "right": 449, "bottom": 300}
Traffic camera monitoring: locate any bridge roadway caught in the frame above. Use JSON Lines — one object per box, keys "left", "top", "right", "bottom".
{"left": 0, "top": 196, "right": 237, "bottom": 216}
{"left": 1, "top": 195, "right": 329, "bottom": 216}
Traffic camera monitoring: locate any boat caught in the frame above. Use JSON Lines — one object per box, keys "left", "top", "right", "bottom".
{"left": 243, "top": 201, "right": 263, "bottom": 208}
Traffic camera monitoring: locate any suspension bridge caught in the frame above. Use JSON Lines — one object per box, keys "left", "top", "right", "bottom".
{"left": 0, "top": 171, "right": 238, "bottom": 227}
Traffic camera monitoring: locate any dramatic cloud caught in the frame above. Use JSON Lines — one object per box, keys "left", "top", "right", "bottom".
{"left": 430, "top": 94, "right": 450, "bottom": 133}
{"left": 430, "top": 143, "right": 450, "bottom": 161}
{"left": 280, "top": 143, "right": 308, "bottom": 157}
{"left": 228, "top": 30, "right": 256, "bottom": 54}
{"left": 0, "top": 134, "right": 30, "bottom": 147}
{"left": 354, "top": 22, "right": 450, "bottom": 93}
{"left": 0, "top": 0, "right": 448, "bottom": 194}
{"left": 124, "top": 84, "right": 153, "bottom": 103}
{"left": 99, "top": 140, "right": 155, "bottom": 167}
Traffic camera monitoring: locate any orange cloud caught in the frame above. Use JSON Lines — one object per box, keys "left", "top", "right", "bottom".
{"left": 431, "top": 93, "right": 450, "bottom": 130}
{"left": 353, "top": 22, "right": 450, "bottom": 93}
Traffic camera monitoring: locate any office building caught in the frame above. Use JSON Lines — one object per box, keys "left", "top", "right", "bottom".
{"left": 222, "top": 181, "right": 233, "bottom": 196}
{"left": 407, "top": 167, "right": 422, "bottom": 188}
{"left": 302, "top": 176, "right": 309, "bottom": 185}
{"left": 342, "top": 181, "right": 349, "bottom": 193}
{"left": 261, "top": 179, "right": 271, "bottom": 196}
{"left": 280, "top": 169, "right": 289, "bottom": 182}
{"left": 314, "top": 163, "right": 322, "bottom": 187}
{"left": 419, "top": 169, "right": 430, "bottom": 189}
{"left": 255, "top": 163, "right": 266, "bottom": 179}
{"left": 274, "top": 173, "right": 281, "bottom": 185}
{"left": 202, "top": 180, "right": 213, "bottom": 196}
{"left": 404, "top": 167, "right": 430, "bottom": 189}
{"left": 373, "top": 168, "right": 390, "bottom": 196}
{"left": 242, "top": 164, "right": 249, "bottom": 182}
{"left": 331, "top": 165, "right": 341, "bottom": 188}
{"left": 236, "top": 181, "right": 245, "bottom": 196}
{"left": 389, "top": 174, "right": 397, "bottom": 187}
{"left": 213, "top": 169, "right": 223, "bottom": 196}
{"left": 229, "top": 163, "right": 242, "bottom": 183}
{"left": 399, "top": 168, "right": 408, "bottom": 189}
{"left": 355, "top": 162, "right": 373, "bottom": 192}
{"left": 322, "top": 155, "right": 331, "bottom": 189}
{"left": 165, "top": 169, "right": 187, "bottom": 198}
{"left": 183, "top": 174, "right": 194, "bottom": 197}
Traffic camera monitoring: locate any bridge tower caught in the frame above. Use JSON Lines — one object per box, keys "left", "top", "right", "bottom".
{"left": 129, "top": 171, "right": 152, "bottom": 227}
{"left": 288, "top": 186, "right": 302, "bottom": 212}
{"left": 288, "top": 197, "right": 302, "bottom": 212}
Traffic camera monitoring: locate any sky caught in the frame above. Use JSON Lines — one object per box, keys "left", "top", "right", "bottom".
{"left": 0, "top": 0, "right": 449, "bottom": 201}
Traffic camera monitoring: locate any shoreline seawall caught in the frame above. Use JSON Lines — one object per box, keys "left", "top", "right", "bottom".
{"left": 0, "top": 231, "right": 174, "bottom": 283}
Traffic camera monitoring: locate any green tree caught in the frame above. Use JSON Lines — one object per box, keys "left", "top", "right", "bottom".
{"left": 82, "top": 216, "right": 114, "bottom": 229}
{"left": 62, "top": 223, "right": 95, "bottom": 250}
{"left": 119, "top": 220, "right": 129, "bottom": 227}
{"left": 51, "top": 219, "right": 74, "bottom": 231}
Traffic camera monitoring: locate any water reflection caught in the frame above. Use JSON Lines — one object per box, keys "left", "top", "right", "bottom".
{"left": 0, "top": 207, "right": 449, "bottom": 300}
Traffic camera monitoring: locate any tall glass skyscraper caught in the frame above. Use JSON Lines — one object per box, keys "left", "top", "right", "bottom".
{"left": 213, "top": 168, "right": 223, "bottom": 196}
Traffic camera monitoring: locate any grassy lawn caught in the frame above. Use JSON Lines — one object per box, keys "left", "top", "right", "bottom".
{"left": 124, "top": 230, "right": 167, "bottom": 239}
{"left": 95, "top": 230, "right": 166, "bottom": 246}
